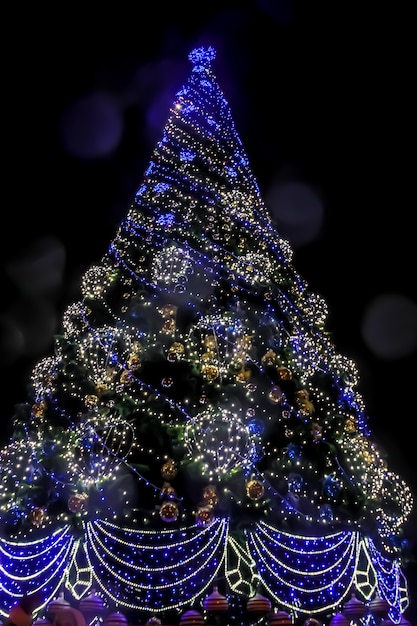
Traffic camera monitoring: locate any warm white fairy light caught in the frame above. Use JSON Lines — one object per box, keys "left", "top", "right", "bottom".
{"left": 225, "top": 533, "right": 259, "bottom": 597}
{"left": 30, "top": 356, "right": 60, "bottom": 400}
{"left": 71, "top": 414, "right": 135, "bottom": 486}
{"left": 81, "top": 264, "right": 116, "bottom": 299}
{"left": 184, "top": 407, "right": 256, "bottom": 478}
{"left": 247, "top": 523, "right": 358, "bottom": 614}
{"left": 0, "top": 524, "right": 77, "bottom": 619}
{"left": 0, "top": 45, "right": 412, "bottom": 625}
{"left": 83, "top": 518, "right": 228, "bottom": 612}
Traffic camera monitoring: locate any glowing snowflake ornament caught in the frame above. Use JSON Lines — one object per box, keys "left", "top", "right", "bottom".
{"left": 184, "top": 407, "right": 257, "bottom": 479}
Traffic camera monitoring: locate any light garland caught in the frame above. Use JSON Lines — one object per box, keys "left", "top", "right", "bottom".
{"left": 0, "top": 45, "right": 413, "bottom": 625}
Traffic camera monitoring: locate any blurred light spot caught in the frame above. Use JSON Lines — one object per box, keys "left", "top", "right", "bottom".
{"left": 7, "top": 299, "right": 58, "bottom": 360}
{"left": 362, "top": 293, "right": 417, "bottom": 359}
{"left": 145, "top": 86, "right": 178, "bottom": 145}
{"left": 5, "top": 236, "right": 66, "bottom": 297}
{"left": 59, "top": 92, "right": 123, "bottom": 159}
{"left": 129, "top": 58, "right": 185, "bottom": 106}
{"left": 129, "top": 58, "right": 186, "bottom": 146}
{"left": 265, "top": 180, "right": 324, "bottom": 246}
{"left": 0, "top": 315, "right": 24, "bottom": 366}
{"left": 22, "top": 301, "right": 57, "bottom": 356}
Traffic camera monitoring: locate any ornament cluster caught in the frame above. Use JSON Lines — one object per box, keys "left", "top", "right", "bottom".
{"left": 28, "top": 588, "right": 411, "bottom": 626}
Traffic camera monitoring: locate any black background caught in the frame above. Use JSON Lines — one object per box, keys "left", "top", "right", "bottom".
{"left": 1, "top": 2, "right": 416, "bottom": 622}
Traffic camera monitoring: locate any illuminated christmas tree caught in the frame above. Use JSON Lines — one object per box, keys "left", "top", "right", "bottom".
{"left": 0, "top": 47, "right": 414, "bottom": 625}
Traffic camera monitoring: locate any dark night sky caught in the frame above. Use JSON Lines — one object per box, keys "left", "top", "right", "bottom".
{"left": 1, "top": 2, "right": 416, "bottom": 622}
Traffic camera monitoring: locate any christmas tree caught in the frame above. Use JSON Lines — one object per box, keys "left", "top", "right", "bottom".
{"left": 0, "top": 46, "right": 414, "bottom": 625}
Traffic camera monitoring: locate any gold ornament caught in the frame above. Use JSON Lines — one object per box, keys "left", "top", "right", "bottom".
{"left": 311, "top": 422, "right": 323, "bottom": 442}
{"left": 161, "top": 458, "right": 178, "bottom": 480}
{"left": 85, "top": 394, "right": 98, "bottom": 409}
{"left": 202, "top": 484, "right": 218, "bottom": 507}
{"left": 30, "top": 507, "right": 44, "bottom": 526}
{"left": 276, "top": 366, "right": 292, "bottom": 380}
{"left": 201, "top": 364, "right": 219, "bottom": 382}
{"left": 31, "top": 401, "right": 46, "bottom": 418}
{"left": 127, "top": 353, "right": 141, "bottom": 369}
{"left": 344, "top": 417, "right": 356, "bottom": 433}
{"left": 159, "top": 500, "right": 179, "bottom": 522}
{"left": 268, "top": 385, "right": 283, "bottom": 403}
{"left": 295, "top": 389, "right": 315, "bottom": 416}
{"left": 261, "top": 350, "right": 277, "bottom": 366}
{"left": 161, "top": 304, "right": 177, "bottom": 318}
{"left": 195, "top": 506, "right": 214, "bottom": 526}
{"left": 170, "top": 342, "right": 184, "bottom": 354}
{"left": 68, "top": 493, "right": 88, "bottom": 514}
{"left": 104, "top": 366, "right": 117, "bottom": 382}
{"left": 162, "top": 318, "right": 176, "bottom": 333}
{"left": 236, "top": 335, "right": 252, "bottom": 351}
{"left": 161, "top": 482, "right": 177, "bottom": 499}
{"left": 246, "top": 479, "right": 265, "bottom": 501}
{"left": 120, "top": 370, "right": 133, "bottom": 386}
{"left": 95, "top": 381, "right": 109, "bottom": 396}
{"left": 204, "top": 335, "right": 217, "bottom": 350}
{"left": 236, "top": 367, "right": 251, "bottom": 382}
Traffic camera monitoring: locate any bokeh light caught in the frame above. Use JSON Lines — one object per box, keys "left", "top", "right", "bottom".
{"left": 265, "top": 180, "right": 324, "bottom": 247}
{"left": 362, "top": 293, "right": 417, "bottom": 360}
{"left": 58, "top": 92, "right": 124, "bottom": 159}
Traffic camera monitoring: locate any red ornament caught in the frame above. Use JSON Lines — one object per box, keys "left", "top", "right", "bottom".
{"left": 47, "top": 592, "right": 70, "bottom": 621}
{"left": 343, "top": 592, "right": 366, "bottom": 620}
{"left": 246, "top": 591, "right": 272, "bottom": 617}
{"left": 368, "top": 593, "right": 389, "bottom": 618}
{"left": 79, "top": 589, "right": 105, "bottom": 621}
{"left": 103, "top": 613, "right": 128, "bottom": 626}
{"left": 179, "top": 610, "right": 204, "bottom": 626}
{"left": 33, "top": 619, "right": 51, "bottom": 626}
{"left": 268, "top": 610, "right": 292, "bottom": 625}
{"left": 329, "top": 614, "right": 349, "bottom": 626}
{"left": 203, "top": 586, "right": 229, "bottom": 613}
